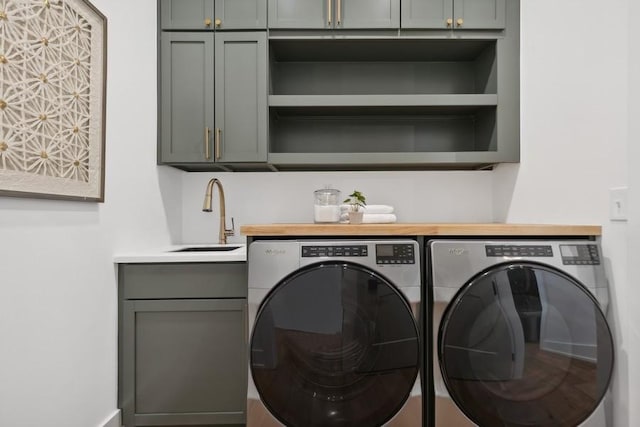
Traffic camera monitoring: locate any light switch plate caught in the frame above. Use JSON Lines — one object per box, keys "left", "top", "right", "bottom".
{"left": 609, "top": 187, "right": 628, "bottom": 221}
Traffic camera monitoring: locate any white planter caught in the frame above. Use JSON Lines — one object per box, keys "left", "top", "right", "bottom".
{"left": 348, "top": 211, "right": 363, "bottom": 224}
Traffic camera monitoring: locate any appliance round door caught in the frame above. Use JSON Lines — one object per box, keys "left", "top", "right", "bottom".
{"left": 251, "top": 261, "right": 420, "bottom": 427}
{"left": 439, "top": 262, "right": 614, "bottom": 427}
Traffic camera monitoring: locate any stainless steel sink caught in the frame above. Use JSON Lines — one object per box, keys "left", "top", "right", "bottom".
{"left": 172, "top": 246, "right": 241, "bottom": 252}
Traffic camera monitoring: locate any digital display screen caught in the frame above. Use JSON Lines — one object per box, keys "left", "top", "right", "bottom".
{"left": 559, "top": 244, "right": 600, "bottom": 265}
{"left": 376, "top": 244, "right": 394, "bottom": 257}
{"left": 560, "top": 245, "right": 580, "bottom": 257}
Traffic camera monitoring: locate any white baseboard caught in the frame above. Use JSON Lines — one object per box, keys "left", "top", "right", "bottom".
{"left": 100, "top": 409, "right": 121, "bottom": 427}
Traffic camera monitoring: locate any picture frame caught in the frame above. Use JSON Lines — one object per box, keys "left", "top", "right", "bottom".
{"left": 0, "top": 0, "right": 107, "bottom": 202}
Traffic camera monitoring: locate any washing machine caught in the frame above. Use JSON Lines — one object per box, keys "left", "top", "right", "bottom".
{"left": 428, "top": 239, "right": 614, "bottom": 427}
{"left": 247, "top": 239, "right": 423, "bottom": 427}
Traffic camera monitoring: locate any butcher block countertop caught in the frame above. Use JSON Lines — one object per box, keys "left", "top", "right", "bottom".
{"left": 240, "top": 223, "right": 601, "bottom": 236}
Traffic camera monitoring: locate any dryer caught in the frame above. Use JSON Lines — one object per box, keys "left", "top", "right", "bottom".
{"left": 247, "top": 239, "right": 422, "bottom": 427}
{"left": 428, "top": 239, "right": 614, "bottom": 427}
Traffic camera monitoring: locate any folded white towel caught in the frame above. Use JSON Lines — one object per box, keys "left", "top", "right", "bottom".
{"left": 340, "top": 213, "right": 397, "bottom": 223}
{"left": 340, "top": 204, "right": 394, "bottom": 214}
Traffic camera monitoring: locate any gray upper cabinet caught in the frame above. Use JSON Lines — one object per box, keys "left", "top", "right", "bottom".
{"left": 268, "top": 0, "right": 399, "bottom": 29}
{"left": 215, "top": 0, "right": 267, "bottom": 29}
{"left": 158, "top": 0, "right": 518, "bottom": 171}
{"left": 342, "top": 0, "right": 399, "bottom": 28}
{"left": 268, "top": 0, "right": 325, "bottom": 28}
{"left": 160, "top": 0, "right": 266, "bottom": 30}
{"left": 268, "top": 0, "right": 519, "bottom": 169}
{"left": 401, "top": 0, "right": 505, "bottom": 30}
{"left": 215, "top": 33, "right": 267, "bottom": 163}
{"left": 159, "top": 31, "right": 267, "bottom": 165}
{"left": 160, "top": 32, "right": 214, "bottom": 163}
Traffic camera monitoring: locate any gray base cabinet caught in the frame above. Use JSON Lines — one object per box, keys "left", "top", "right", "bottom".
{"left": 118, "top": 263, "right": 248, "bottom": 427}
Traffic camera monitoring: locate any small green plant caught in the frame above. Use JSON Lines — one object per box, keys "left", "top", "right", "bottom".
{"left": 343, "top": 190, "right": 367, "bottom": 212}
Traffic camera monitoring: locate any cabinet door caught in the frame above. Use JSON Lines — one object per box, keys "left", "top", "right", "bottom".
{"left": 268, "top": 0, "right": 328, "bottom": 29}
{"left": 214, "top": 32, "right": 267, "bottom": 162}
{"left": 214, "top": 0, "right": 267, "bottom": 29}
{"left": 160, "top": 0, "right": 215, "bottom": 30}
{"left": 160, "top": 33, "right": 214, "bottom": 163}
{"left": 340, "top": 0, "right": 399, "bottom": 29}
{"left": 453, "top": 0, "right": 505, "bottom": 29}
{"left": 121, "top": 299, "right": 247, "bottom": 427}
{"left": 401, "top": 0, "right": 453, "bottom": 29}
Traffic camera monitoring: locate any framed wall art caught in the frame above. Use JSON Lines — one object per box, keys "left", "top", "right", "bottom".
{"left": 0, "top": 0, "right": 107, "bottom": 202}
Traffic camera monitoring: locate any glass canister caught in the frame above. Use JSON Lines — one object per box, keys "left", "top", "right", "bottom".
{"left": 314, "top": 187, "right": 341, "bottom": 223}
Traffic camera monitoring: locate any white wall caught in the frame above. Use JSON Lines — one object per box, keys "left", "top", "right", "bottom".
{"left": 0, "top": 1, "right": 180, "bottom": 426}
{"left": 627, "top": 0, "right": 640, "bottom": 424}
{"left": 181, "top": 171, "right": 494, "bottom": 244}
{"left": 0, "top": 0, "right": 636, "bottom": 426}
{"left": 493, "top": 0, "right": 631, "bottom": 425}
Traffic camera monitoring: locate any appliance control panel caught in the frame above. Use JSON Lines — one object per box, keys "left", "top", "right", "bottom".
{"left": 302, "top": 245, "right": 368, "bottom": 258}
{"left": 560, "top": 244, "right": 600, "bottom": 265}
{"left": 375, "top": 243, "right": 415, "bottom": 264}
{"left": 486, "top": 245, "right": 553, "bottom": 257}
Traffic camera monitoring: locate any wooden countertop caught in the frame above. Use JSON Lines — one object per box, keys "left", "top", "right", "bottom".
{"left": 240, "top": 223, "right": 601, "bottom": 236}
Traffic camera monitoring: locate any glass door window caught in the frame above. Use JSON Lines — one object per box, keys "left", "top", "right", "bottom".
{"left": 439, "top": 262, "right": 614, "bottom": 427}
{"left": 251, "top": 261, "right": 420, "bottom": 427}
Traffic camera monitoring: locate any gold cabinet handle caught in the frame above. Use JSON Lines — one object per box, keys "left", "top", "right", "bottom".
{"left": 337, "top": 0, "right": 341, "bottom": 26}
{"left": 456, "top": 18, "right": 463, "bottom": 27}
{"left": 214, "top": 18, "right": 222, "bottom": 27}
{"left": 215, "top": 128, "right": 221, "bottom": 160}
{"left": 204, "top": 17, "right": 212, "bottom": 27}
{"left": 327, "top": 0, "right": 332, "bottom": 26}
{"left": 446, "top": 18, "right": 453, "bottom": 28}
{"left": 204, "top": 127, "right": 211, "bottom": 159}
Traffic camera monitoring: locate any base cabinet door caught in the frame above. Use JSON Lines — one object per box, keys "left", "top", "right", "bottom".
{"left": 121, "top": 299, "right": 247, "bottom": 427}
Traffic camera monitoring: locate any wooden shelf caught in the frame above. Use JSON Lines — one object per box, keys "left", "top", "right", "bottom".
{"left": 241, "top": 223, "right": 602, "bottom": 237}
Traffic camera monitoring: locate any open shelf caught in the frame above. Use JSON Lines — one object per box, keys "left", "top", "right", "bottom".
{"left": 269, "top": 106, "right": 497, "bottom": 154}
{"left": 265, "top": 36, "right": 513, "bottom": 169}
{"left": 270, "top": 38, "right": 497, "bottom": 96}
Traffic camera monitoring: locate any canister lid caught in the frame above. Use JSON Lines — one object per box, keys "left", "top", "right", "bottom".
{"left": 314, "top": 186, "right": 341, "bottom": 205}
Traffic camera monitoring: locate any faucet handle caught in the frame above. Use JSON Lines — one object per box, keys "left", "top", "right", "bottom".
{"left": 225, "top": 217, "right": 235, "bottom": 237}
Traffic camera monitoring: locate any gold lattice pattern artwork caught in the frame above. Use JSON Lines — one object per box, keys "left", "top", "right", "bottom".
{"left": 0, "top": 0, "right": 106, "bottom": 201}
